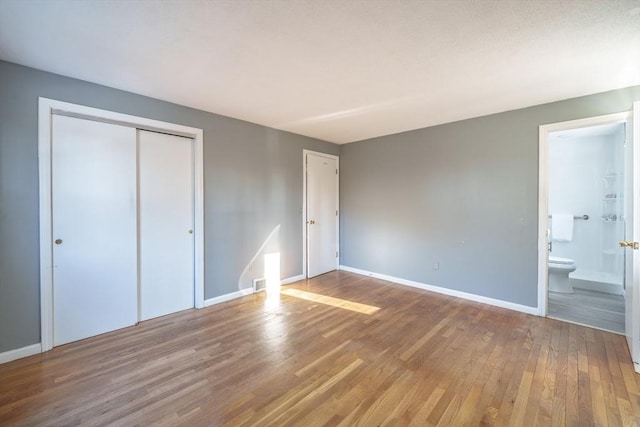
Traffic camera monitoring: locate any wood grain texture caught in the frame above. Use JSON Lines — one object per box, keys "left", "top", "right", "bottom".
{"left": 1, "top": 271, "right": 639, "bottom": 426}
{"left": 548, "top": 288, "right": 625, "bottom": 334}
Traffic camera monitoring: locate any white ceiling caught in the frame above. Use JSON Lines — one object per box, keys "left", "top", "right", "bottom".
{"left": 1, "top": 0, "right": 639, "bottom": 144}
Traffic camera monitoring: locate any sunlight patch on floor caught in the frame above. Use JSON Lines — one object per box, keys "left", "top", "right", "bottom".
{"left": 280, "top": 288, "right": 380, "bottom": 314}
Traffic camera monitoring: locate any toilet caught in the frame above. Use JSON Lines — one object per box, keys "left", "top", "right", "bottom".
{"left": 548, "top": 256, "right": 576, "bottom": 293}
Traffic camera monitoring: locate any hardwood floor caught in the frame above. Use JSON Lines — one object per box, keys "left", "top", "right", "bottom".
{"left": 1, "top": 271, "right": 639, "bottom": 426}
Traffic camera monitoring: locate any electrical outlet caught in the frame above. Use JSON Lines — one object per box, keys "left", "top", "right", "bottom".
{"left": 433, "top": 262, "right": 439, "bottom": 270}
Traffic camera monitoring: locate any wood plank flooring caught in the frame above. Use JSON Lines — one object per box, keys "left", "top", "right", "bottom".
{"left": 549, "top": 288, "right": 625, "bottom": 334}
{"left": 2, "top": 271, "right": 640, "bottom": 426}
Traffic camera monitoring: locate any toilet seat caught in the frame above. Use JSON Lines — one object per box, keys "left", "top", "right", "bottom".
{"left": 549, "top": 256, "right": 574, "bottom": 266}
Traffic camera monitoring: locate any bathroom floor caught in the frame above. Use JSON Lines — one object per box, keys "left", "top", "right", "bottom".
{"left": 548, "top": 288, "right": 625, "bottom": 334}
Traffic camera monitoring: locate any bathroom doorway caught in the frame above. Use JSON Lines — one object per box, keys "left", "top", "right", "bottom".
{"left": 539, "top": 104, "right": 640, "bottom": 372}
{"left": 537, "top": 105, "right": 639, "bottom": 340}
{"left": 546, "top": 121, "right": 626, "bottom": 333}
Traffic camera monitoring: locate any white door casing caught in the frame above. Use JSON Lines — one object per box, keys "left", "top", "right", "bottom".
{"left": 52, "top": 115, "right": 138, "bottom": 346}
{"left": 538, "top": 104, "right": 640, "bottom": 371}
{"left": 538, "top": 111, "right": 632, "bottom": 316}
{"left": 305, "top": 151, "right": 339, "bottom": 278}
{"left": 39, "top": 98, "right": 205, "bottom": 352}
{"left": 624, "top": 101, "right": 640, "bottom": 371}
{"left": 139, "top": 130, "right": 195, "bottom": 321}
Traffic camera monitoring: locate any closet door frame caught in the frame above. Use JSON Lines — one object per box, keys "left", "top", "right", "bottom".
{"left": 38, "top": 97, "right": 205, "bottom": 352}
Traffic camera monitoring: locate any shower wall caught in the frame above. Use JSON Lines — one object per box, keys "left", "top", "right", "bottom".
{"left": 549, "top": 126, "right": 625, "bottom": 282}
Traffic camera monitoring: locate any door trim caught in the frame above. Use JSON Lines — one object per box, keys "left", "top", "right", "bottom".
{"left": 628, "top": 101, "right": 640, "bottom": 372}
{"left": 537, "top": 111, "right": 631, "bottom": 316}
{"left": 302, "top": 150, "right": 339, "bottom": 278}
{"left": 38, "top": 97, "right": 205, "bottom": 352}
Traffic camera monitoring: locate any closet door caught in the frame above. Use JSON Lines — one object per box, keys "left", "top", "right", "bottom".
{"left": 139, "top": 130, "right": 194, "bottom": 320}
{"left": 52, "top": 115, "right": 138, "bottom": 346}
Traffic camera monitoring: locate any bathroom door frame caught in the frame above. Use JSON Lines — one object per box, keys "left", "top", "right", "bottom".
{"left": 537, "top": 110, "right": 632, "bottom": 317}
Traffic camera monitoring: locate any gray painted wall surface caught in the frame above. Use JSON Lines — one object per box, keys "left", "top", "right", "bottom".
{"left": 340, "top": 86, "right": 640, "bottom": 308}
{"left": 0, "top": 61, "right": 338, "bottom": 352}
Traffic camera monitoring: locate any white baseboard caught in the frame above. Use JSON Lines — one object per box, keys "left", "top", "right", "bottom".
{"left": 0, "top": 343, "right": 42, "bottom": 364}
{"left": 203, "top": 288, "right": 254, "bottom": 307}
{"left": 339, "top": 265, "right": 538, "bottom": 316}
{"left": 203, "top": 275, "right": 307, "bottom": 307}
{"left": 281, "top": 274, "right": 305, "bottom": 285}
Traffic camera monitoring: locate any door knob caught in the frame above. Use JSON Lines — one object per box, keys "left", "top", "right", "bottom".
{"left": 55, "top": 239, "right": 63, "bottom": 245}
{"left": 619, "top": 241, "right": 640, "bottom": 249}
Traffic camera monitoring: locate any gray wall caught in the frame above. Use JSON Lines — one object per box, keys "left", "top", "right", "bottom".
{"left": 0, "top": 60, "right": 339, "bottom": 352}
{"left": 340, "top": 86, "right": 640, "bottom": 308}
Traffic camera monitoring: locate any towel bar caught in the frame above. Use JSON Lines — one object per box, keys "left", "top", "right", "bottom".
{"left": 547, "top": 214, "right": 589, "bottom": 220}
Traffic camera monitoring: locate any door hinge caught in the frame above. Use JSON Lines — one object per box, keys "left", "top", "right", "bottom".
{"left": 336, "top": 169, "right": 338, "bottom": 175}
{"left": 336, "top": 210, "right": 338, "bottom": 216}
{"left": 336, "top": 251, "right": 339, "bottom": 257}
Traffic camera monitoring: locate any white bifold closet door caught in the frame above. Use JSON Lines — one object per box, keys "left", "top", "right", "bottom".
{"left": 52, "top": 115, "right": 138, "bottom": 346}
{"left": 138, "top": 130, "right": 194, "bottom": 321}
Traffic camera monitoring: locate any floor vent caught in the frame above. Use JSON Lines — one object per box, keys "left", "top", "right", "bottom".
{"left": 253, "top": 278, "right": 266, "bottom": 293}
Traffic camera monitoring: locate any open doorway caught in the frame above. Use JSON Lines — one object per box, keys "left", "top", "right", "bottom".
{"left": 546, "top": 122, "right": 626, "bottom": 333}
{"left": 538, "top": 102, "right": 640, "bottom": 375}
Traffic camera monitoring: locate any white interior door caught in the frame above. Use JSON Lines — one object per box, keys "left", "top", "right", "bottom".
{"left": 624, "top": 101, "right": 640, "bottom": 370}
{"left": 307, "top": 152, "right": 338, "bottom": 278}
{"left": 52, "top": 115, "right": 138, "bottom": 346}
{"left": 139, "top": 130, "right": 195, "bottom": 321}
